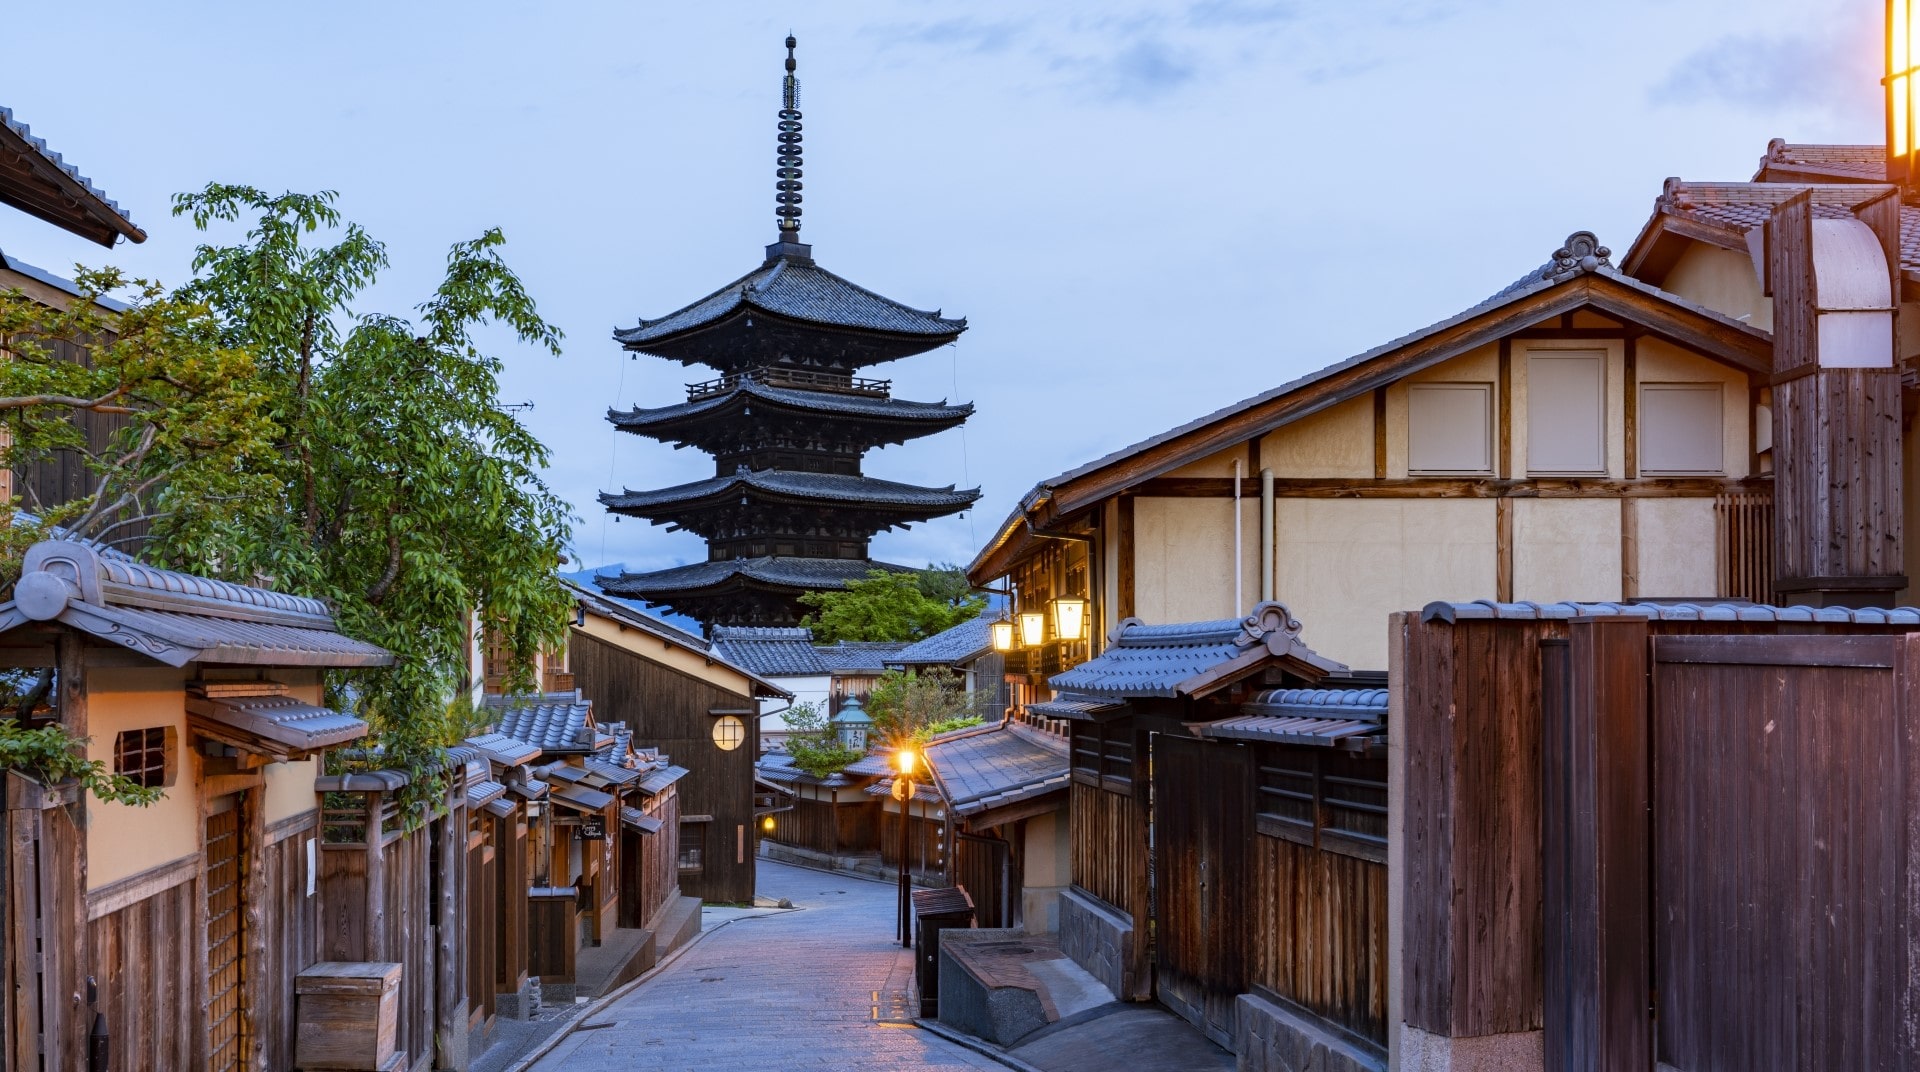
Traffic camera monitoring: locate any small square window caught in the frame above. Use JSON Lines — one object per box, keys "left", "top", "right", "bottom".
{"left": 113, "top": 727, "right": 172, "bottom": 789}
{"left": 1640, "top": 383, "right": 1724, "bottom": 475}
{"left": 1407, "top": 383, "right": 1494, "bottom": 475}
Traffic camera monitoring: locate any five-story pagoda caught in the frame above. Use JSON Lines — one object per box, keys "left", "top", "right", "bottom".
{"left": 599, "top": 37, "right": 979, "bottom": 630}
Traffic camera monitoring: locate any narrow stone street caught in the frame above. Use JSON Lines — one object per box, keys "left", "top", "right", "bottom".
{"left": 526, "top": 859, "right": 1010, "bottom": 1071}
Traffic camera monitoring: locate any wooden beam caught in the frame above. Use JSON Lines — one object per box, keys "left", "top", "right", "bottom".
{"left": 1117, "top": 497, "right": 1135, "bottom": 621}
{"left": 1498, "top": 340, "right": 1512, "bottom": 480}
{"left": 1623, "top": 336, "right": 1638, "bottom": 480}
{"left": 1132, "top": 476, "right": 1771, "bottom": 500}
{"left": 1496, "top": 500, "right": 1513, "bottom": 601}
{"left": 1373, "top": 387, "right": 1388, "bottom": 480}
{"left": 1621, "top": 498, "right": 1639, "bottom": 600}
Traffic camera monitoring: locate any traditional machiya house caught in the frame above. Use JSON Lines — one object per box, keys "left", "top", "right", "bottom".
{"left": 918, "top": 712, "right": 1069, "bottom": 932}
{"left": 754, "top": 748, "right": 892, "bottom": 868}
{"left": 711, "top": 626, "right": 908, "bottom": 748}
{"left": 0, "top": 539, "right": 399, "bottom": 1072}
{"left": 557, "top": 580, "right": 787, "bottom": 905}
{"left": 596, "top": 37, "right": 978, "bottom": 630}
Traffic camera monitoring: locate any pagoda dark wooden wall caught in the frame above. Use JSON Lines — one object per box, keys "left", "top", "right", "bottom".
{"left": 569, "top": 629, "right": 759, "bottom": 903}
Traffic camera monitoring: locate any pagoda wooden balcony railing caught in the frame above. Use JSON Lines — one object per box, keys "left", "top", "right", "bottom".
{"left": 687, "top": 366, "right": 892, "bottom": 401}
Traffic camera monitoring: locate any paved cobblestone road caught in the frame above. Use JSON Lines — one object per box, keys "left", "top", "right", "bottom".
{"left": 528, "top": 859, "right": 1009, "bottom": 1071}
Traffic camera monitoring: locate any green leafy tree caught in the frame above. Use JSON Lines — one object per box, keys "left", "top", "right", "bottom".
{"left": 781, "top": 701, "right": 863, "bottom": 779}
{"left": 798, "top": 566, "right": 987, "bottom": 643}
{"left": 165, "top": 185, "right": 575, "bottom": 817}
{"left": 865, "top": 667, "right": 994, "bottom": 745}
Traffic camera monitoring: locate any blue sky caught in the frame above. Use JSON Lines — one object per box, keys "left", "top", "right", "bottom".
{"left": 1, "top": 0, "right": 1881, "bottom": 576}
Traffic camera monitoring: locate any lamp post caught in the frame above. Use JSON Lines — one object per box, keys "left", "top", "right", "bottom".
{"left": 894, "top": 746, "right": 917, "bottom": 947}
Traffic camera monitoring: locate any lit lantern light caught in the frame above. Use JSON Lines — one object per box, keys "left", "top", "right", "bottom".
{"left": 1891, "top": 0, "right": 1920, "bottom": 181}
{"left": 1050, "top": 596, "right": 1088, "bottom": 642}
{"left": 895, "top": 747, "right": 917, "bottom": 776}
{"left": 761, "top": 814, "right": 776, "bottom": 833}
{"left": 1018, "top": 611, "right": 1047, "bottom": 648}
{"left": 990, "top": 617, "right": 1016, "bottom": 652}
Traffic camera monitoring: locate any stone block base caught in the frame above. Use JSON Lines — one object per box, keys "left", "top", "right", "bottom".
{"left": 1057, "top": 888, "right": 1136, "bottom": 1001}
{"left": 1397, "top": 1022, "right": 1542, "bottom": 1071}
{"left": 1022, "top": 884, "right": 1066, "bottom": 936}
{"left": 1233, "top": 992, "right": 1383, "bottom": 1072}
{"left": 494, "top": 979, "right": 540, "bottom": 1021}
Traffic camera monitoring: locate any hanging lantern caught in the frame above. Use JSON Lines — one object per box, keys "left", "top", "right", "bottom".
{"left": 1018, "top": 611, "right": 1046, "bottom": 648}
{"left": 990, "top": 618, "right": 1016, "bottom": 652}
{"left": 1049, "top": 596, "right": 1088, "bottom": 642}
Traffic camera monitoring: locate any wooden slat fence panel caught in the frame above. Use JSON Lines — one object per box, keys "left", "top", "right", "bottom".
{"left": 258, "top": 814, "right": 318, "bottom": 1072}
{"left": 1068, "top": 778, "right": 1144, "bottom": 920}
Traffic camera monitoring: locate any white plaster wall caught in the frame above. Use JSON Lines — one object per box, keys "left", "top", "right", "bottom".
{"left": 1273, "top": 499, "right": 1497, "bottom": 669}
{"left": 1663, "top": 243, "right": 1772, "bottom": 332}
{"left": 1512, "top": 342, "right": 1626, "bottom": 479}
{"left": 1635, "top": 498, "right": 1719, "bottom": 599}
{"left": 1259, "top": 394, "right": 1375, "bottom": 478}
{"left": 1514, "top": 499, "right": 1622, "bottom": 604}
{"left": 1134, "top": 496, "right": 1262, "bottom": 623}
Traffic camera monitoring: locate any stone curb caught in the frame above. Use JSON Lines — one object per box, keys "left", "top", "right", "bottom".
{"left": 915, "top": 1018, "right": 1050, "bottom": 1072}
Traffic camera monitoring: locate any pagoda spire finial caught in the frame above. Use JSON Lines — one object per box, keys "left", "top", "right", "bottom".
{"left": 775, "top": 35, "right": 804, "bottom": 241}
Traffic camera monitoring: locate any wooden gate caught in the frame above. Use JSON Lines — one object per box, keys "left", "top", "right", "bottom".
{"left": 1153, "top": 733, "right": 1250, "bottom": 1047}
{"left": 205, "top": 804, "right": 248, "bottom": 1072}
{"left": 1649, "top": 633, "right": 1916, "bottom": 1071}
{"left": 953, "top": 833, "right": 1009, "bottom": 928}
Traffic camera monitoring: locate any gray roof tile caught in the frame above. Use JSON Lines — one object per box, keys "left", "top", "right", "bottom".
{"left": 1049, "top": 603, "right": 1345, "bottom": 699}
{"left": 0, "top": 106, "right": 144, "bottom": 244}
{"left": 924, "top": 723, "right": 1068, "bottom": 817}
{"left": 636, "top": 765, "right": 690, "bottom": 796}
{"left": 615, "top": 257, "right": 965, "bottom": 349}
{"left": 889, "top": 616, "right": 993, "bottom": 666}
{"left": 610, "top": 380, "right": 972, "bottom": 431}
{"left": 489, "top": 698, "right": 597, "bottom": 753}
{"left": 603, "top": 557, "right": 909, "bottom": 600}
{"left": 600, "top": 470, "right": 978, "bottom": 516}
{"left": 1421, "top": 599, "right": 1920, "bottom": 625}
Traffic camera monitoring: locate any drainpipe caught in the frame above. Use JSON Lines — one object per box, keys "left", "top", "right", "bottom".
{"left": 1260, "top": 468, "right": 1275, "bottom": 602}
{"left": 1233, "top": 459, "right": 1244, "bottom": 612}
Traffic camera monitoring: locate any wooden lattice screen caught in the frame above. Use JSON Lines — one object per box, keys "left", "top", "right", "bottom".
{"left": 1716, "top": 491, "right": 1775, "bottom": 603}
{"left": 205, "top": 807, "right": 248, "bottom": 1072}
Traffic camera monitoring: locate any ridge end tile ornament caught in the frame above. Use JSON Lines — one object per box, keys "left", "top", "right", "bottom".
{"left": 599, "top": 36, "right": 979, "bottom": 631}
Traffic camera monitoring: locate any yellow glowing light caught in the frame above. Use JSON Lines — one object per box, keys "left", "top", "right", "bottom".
{"left": 761, "top": 815, "right": 776, "bottom": 833}
{"left": 895, "top": 748, "right": 917, "bottom": 775}
{"left": 1018, "top": 612, "right": 1047, "bottom": 648}
{"left": 990, "top": 618, "right": 1016, "bottom": 652}
{"left": 1050, "top": 597, "right": 1089, "bottom": 642}
{"left": 1896, "top": 0, "right": 1918, "bottom": 160}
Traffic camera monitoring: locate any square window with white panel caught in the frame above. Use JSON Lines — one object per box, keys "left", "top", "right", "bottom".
{"left": 1639, "top": 383, "right": 1724, "bottom": 475}
{"left": 1407, "top": 383, "right": 1494, "bottom": 476}
{"left": 1526, "top": 351, "right": 1607, "bottom": 475}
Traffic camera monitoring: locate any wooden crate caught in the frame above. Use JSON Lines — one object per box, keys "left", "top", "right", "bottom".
{"left": 294, "top": 961, "right": 402, "bottom": 1070}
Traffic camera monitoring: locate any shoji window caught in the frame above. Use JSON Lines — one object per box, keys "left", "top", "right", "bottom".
{"left": 1639, "top": 383, "right": 1724, "bottom": 475}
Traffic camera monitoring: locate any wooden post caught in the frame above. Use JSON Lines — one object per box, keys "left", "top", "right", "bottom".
{"left": 435, "top": 790, "right": 469, "bottom": 1071}
{"left": 54, "top": 637, "right": 87, "bottom": 1066}
{"left": 242, "top": 785, "right": 268, "bottom": 1072}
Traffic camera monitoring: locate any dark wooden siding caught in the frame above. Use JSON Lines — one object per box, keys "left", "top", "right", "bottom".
{"left": 569, "top": 629, "right": 760, "bottom": 903}
{"left": 14, "top": 333, "right": 151, "bottom": 550}
{"left": 878, "top": 801, "right": 944, "bottom": 884}
{"left": 86, "top": 862, "right": 201, "bottom": 1071}
{"left": 259, "top": 814, "right": 319, "bottom": 1070}
{"left": 1249, "top": 831, "right": 1387, "bottom": 1044}
{"left": 767, "top": 795, "right": 879, "bottom": 858}
{"left": 1068, "top": 779, "right": 1145, "bottom": 922}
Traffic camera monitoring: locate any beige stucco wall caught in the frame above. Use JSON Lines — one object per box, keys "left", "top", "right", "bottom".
{"left": 1273, "top": 499, "right": 1496, "bottom": 669}
{"left": 1514, "top": 499, "right": 1622, "bottom": 604}
{"left": 85, "top": 665, "right": 195, "bottom": 888}
{"left": 1384, "top": 343, "right": 1500, "bottom": 478}
{"left": 1259, "top": 393, "right": 1374, "bottom": 478}
{"left": 1102, "top": 498, "right": 1122, "bottom": 636}
{"left": 1635, "top": 498, "right": 1719, "bottom": 599}
{"left": 1662, "top": 244, "right": 1772, "bottom": 332}
{"left": 1133, "top": 496, "right": 1262, "bottom": 624}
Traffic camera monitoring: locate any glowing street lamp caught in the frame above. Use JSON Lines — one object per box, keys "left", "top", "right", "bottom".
{"left": 1890, "top": 0, "right": 1920, "bottom": 182}
{"left": 894, "top": 745, "right": 919, "bottom": 947}
{"left": 1050, "top": 596, "right": 1088, "bottom": 642}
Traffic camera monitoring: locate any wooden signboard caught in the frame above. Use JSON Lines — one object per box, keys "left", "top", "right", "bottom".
{"left": 577, "top": 815, "right": 606, "bottom": 841}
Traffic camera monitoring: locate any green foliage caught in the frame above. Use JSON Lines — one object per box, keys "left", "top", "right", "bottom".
{"left": 161, "top": 185, "right": 575, "bottom": 823}
{"left": 798, "top": 566, "right": 986, "bottom": 643}
{"left": 781, "top": 701, "right": 863, "bottom": 779}
{"left": 0, "top": 720, "right": 162, "bottom": 807}
{"left": 865, "top": 667, "right": 997, "bottom": 746}
{"left": 0, "top": 267, "right": 275, "bottom": 565}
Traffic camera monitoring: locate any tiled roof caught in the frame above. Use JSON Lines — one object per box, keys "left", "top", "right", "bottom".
{"left": 1025, "top": 694, "right": 1124, "bottom": 721}
{"left": 550, "top": 782, "right": 615, "bottom": 813}
{"left": 602, "top": 556, "right": 909, "bottom": 600}
{"left": 636, "top": 764, "right": 689, "bottom": 796}
{"left": 609, "top": 380, "right": 972, "bottom": 431}
{"left": 1754, "top": 140, "right": 1886, "bottom": 182}
{"left": 755, "top": 752, "right": 861, "bottom": 788}
{"left": 465, "top": 731, "right": 542, "bottom": 767}
{"left": 866, "top": 776, "right": 943, "bottom": 803}
{"left": 1243, "top": 687, "right": 1388, "bottom": 718}
{"left": 0, "top": 250, "right": 130, "bottom": 311}
{"left": 185, "top": 691, "right": 368, "bottom": 755}
{"left": 489, "top": 696, "right": 598, "bottom": 753}
{"left": 821, "top": 641, "right": 911, "bottom": 673}
{"left": 621, "top": 807, "right": 664, "bottom": 834}
{"left": 615, "top": 256, "right": 965, "bottom": 350}
{"left": 0, "top": 106, "right": 145, "bottom": 245}
{"left": 600, "top": 470, "right": 978, "bottom": 518}
{"left": 889, "top": 616, "right": 993, "bottom": 667}
{"left": 924, "top": 723, "right": 1069, "bottom": 818}
{"left": 0, "top": 540, "right": 391, "bottom": 669}
{"left": 583, "top": 757, "right": 642, "bottom": 786}
{"left": 1198, "top": 714, "right": 1383, "bottom": 747}
{"left": 712, "top": 626, "right": 830, "bottom": 675}
{"left": 1628, "top": 177, "right": 1920, "bottom": 278}
{"left": 841, "top": 751, "right": 901, "bottom": 777}
{"left": 1421, "top": 599, "right": 1920, "bottom": 625}
{"left": 1050, "top": 602, "right": 1346, "bottom": 700}
{"left": 466, "top": 778, "right": 509, "bottom": 810}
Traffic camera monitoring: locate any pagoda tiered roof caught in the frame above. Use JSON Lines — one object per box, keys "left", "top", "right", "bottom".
{"left": 600, "top": 556, "right": 911, "bottom": 628}
{"left": 609, "top": 377, "right": 971, "bottom": 451}
{"left": 599, "top": 470, "right": 978, "bottom": 529}
{"left": 613, "top": 251, "right": 966, "bottom": 371}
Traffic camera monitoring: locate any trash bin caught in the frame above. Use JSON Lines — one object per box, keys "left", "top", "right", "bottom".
{"left": 912, "top": 886, "right": 976, "bottom": 1017}
{"left": 294, "top": 961, "right": 402, "bottom": 1070}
